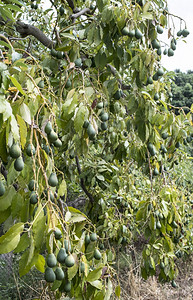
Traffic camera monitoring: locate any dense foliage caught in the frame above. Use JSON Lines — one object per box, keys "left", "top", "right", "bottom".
{"left": 171, "top": 70, "right": 193, "bottom": 113}
{"left": 0, "top": 0, "right": 192, "bottom": 298}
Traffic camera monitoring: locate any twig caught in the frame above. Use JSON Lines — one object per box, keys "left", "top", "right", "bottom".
{"left": 107, "top": 64, "right": 131, "bottom": 90}
{"left": 75, "top": 155, "right": 94, "bottom": 204}
{"left": 70, "top": 8, "right": 91, "bottom": 22}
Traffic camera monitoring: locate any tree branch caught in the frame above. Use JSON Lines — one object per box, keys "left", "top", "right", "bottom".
{"left": 107, "top": 64, "right": 131, "bottom": 90}
{"left": 75, "top": 155, "right": 94, "bottom": 204}
{"left": 15, "top": 20, "right": 54, "bottom": 49}
{"left": 70, "top": 8, "right": 91, "bottom": 22}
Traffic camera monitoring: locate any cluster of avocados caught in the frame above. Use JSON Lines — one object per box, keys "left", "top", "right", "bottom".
{"left": 44, "top": 235, "right": 75, "bottom": 293}
{"left": 122, "top": 26, "right": 143, "bottom": 39}
{"left": 45, "top": 121, "right": 62, "bottom": 148}
{"left": 9, "top": 143, "right": 24, "bottom": 172}
{"left": 85, "top": 232, "right": 102, "bottom": 260}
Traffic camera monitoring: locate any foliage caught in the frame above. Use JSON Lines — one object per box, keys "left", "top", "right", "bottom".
{"left": 0, "top": 0, "right": 192, "bottom": 298}
{"left": 171, "top": 70, "right": 193, "bottom": 113}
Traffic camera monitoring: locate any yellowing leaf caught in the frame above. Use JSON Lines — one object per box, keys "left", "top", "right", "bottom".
{"left": 16, "top": 114, "right": 27, "bottom": 149}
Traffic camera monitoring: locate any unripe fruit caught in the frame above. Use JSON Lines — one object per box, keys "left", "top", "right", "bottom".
{"left": 54, "top": 228, "right": 62, "bottom": 240}
{"left": 30, "top": 191, "right": 38, "bottom": 204}
{"left": 51, "top": 49, "right": 57, "bottom": 57}
{"left": 14, "top": 156, "right": 24, "bottom": 171}
{"left": 47, "top": 253, "right": 57, "bottom": 268}
{"left": 53, "top": 139, "right": 62, "bottom": 147}
{"left": 157, "top": 25, "right": 163, "bottom": 34}
{"left": 80, "top": 262, "right": 85, "bottom": 273}
{"left": 9, "top": 144, "right": 21, "bottom": 159}
{"left": 135, "top": 28, "right": 143, "bottom": 39}
{"left": 101, "top": 122, "right": 107, "bottom": 131}
{"left": 48, "top": 173, "right": 58, "bottom": 187}
{"left": 55, "top": 267, "right": 65, "bottom": 280}
{"left": 26, "top": 144, "right": 36, "bottom": 156}
{"left": 83, "top": 120, "right": 90, "bottom": 128}
{"left": 122, "top": 26, "right": 130, "bottom": 36}
{"left": 63, "top": 281, "right": 71, "bottom": 292}
{"left": 168, "top": 48, "right": 174, "bottom": 57}
{"left": 85, "top": 234, "right": 90, "bottom": 245}
{"left": 128, "top": 30, "right": 135, "bottom": 37}
{"left": 65, "top": 254, "right": 75, "bottom": 267}
{"left": 64, "top": 239, "right": 72, "bottom": 253}
{"left": 74, "top": 58, "right": 82, "bottom": 67}
{"left": 28, "top": 180, "right": 37, "bottom": 191}
{"left": 38, "top": 80, "right": 44, "bottom": 89}
{"left": 157, "top": 68, "right": 164, "bottom": 76}
{"left": 0, "top": 181, "right": 5, "bottom": 196}
{"left": 45, "top": 267, "right": 56, "bottom": 283}
{"left": 45, "top": 121, "right": 52, "bottom": 134}
{"left": 59, "top": 6, "right": 65, "bottom": 16}
{"left": 57, "top": 248, "right": 67, "bottom": 263}
{"left": 90, "top": 232, "right": 97, "bottom": 242}
{"left": 152, "top": 39, "right": 160, "bottom": 49}
{"left": 94, "top": 249, "right": 101, "bottom": 260}
{"left": 48, "top": 130, "right": 58, "bottom": 142}
{"left": 154, "top": 93, "right": 159, "bottom": 100}
{"left": 65, "top": 78, "right": 71, "bottom": 88}
{"left": 100, "top": 113, "right": 109, "bottom": 122}
{"left": 147, "top": 77, "right": 153, "bottom": 85}
{"left": 87, "top": 124, "right": 96, "bottom": 139}
{"left": 181, "top": 28, "right": 190, "bottom": 37}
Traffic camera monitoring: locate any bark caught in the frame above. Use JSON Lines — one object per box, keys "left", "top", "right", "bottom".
{"left": 15, "top": 20, "right": 54, "bottom": 49}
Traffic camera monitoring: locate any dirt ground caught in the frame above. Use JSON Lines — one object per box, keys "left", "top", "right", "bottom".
{"left": 119, "top": 255, "right": 193, "bottom": 300}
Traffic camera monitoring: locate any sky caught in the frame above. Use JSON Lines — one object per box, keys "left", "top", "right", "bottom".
{"left": 161, "top": 0, "right": 193, "bottom": 72}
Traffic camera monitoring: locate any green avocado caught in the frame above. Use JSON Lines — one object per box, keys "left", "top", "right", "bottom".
{"left": 90, "top": 232, "right": 97, "bottom": 242}
{"left": 100, "top": 113, "right": 109, "bottom": 122}
{"left": 135, "top": 28, "right": 143, "bottom": 39}
{"left": 28, "top": 180, "right": 37, "bottom": 191}
{"left": 94, "top": 249, "right": 102, "bottom": 260}
{"left": 48, "top": 130, "right": 58, "bottom": 143}
{"left": 14, "top": 156, "right": 24, "bottom": 172}
{"left": 57, "top": 248, "right": 68, "bottom": 263}
{"left": 55, "top": 267, "right": 64, "bottom": 280}
{"left": 9, "top": 143, "right": 21, "bottom": 159}
{"left": 45, "top": 267, "right": 56, "bottom": 283}
{"left": 0, "top": 181, "right": 5, "bottom": 197}
{"left": 48, "top": 173, "right": 58, "bottom": 187}
{"left": 65, "top": 254, "right": 75, "bottom": 268}
{"left": 45, "top": 121, "right": 52, "bottom": 134}
{"left": 54, "top": 228, "right": 62, "bottom": 240}
{"left": 26, "top": 144, "right": 36, "bottom": 156}
{"left": 30, "top": 191, "right": 38, "bottom": 204}
{"left": 74, "top": 58, "right": 82, "bottom": 67}
{"left": 47, "top": 253, "right": 57, "bottom": 268}
{"left": 87, "top": 124, "right": 96, "bottom": 139}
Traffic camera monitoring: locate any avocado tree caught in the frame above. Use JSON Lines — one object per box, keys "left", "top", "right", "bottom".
{"left": 0, "top": 0, "right": 192, "bottom": 298}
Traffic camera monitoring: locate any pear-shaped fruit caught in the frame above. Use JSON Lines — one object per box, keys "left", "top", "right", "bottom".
{"left": 57, "top": 248, "right": 68, "bottom": 263}
{"left": 135, "top": 28, "right": 143, "bottom": 39}
{"left": 163, "top": 48, "right": 167, "bottom": 55}
{"left": 94, "top": 249, "right": 101, "bottom": 260}
{"left": 157, "top": 47, "right": 162, "bottom": 56}
{"left": 54, "top": 228, "right": 62, "bottom": 240}
{"left": 0, "top": 181, "right": 5, "bottom": 197}
{"left": 65, "top": 78, "right": 71, "bottom": 88}
{"left": 48, "top": 173, "right": 58, "bottom": 187}
{"left": 26, "top": 144, "right": 36, "bottom": 156}
{"left": 122, "top": 26, "right": 130, "bottom": 35}
{"left": 9, "top": 143, "right": 21, "bottom": 159}
{"left": 30, "top": 191, "right": 38, "bottom": 204}
{"left": 147, "top": 77, "right": 153, "bottom": 85}
{"left": 57, "top": 51, "right": 63, "bottom": 59}
{"left": 64, "top": 239, "right": 72, "bottom": 253}
{"left": 182, "top": 28, "right": 189, "bottom": 37}
{"left": 74, "top": 58, "right": 82, "bottom": 67}
{"left": 48, "top": 130, "right": 58, "bottom": 142}
{"left": 59, "top": 6, "right": 65, "bottom": 16}
{"left": 101, "top": 122, "right": 107, "bottom": 131}
{"left": 87, "top": 124, "right": 96, "bottom": 139}
{"left": 83, "top": 120, "right": 90, "bottom": 128}
{"left": 177, "top": 30, "right": 182, "bottom": 36}
{"left": 168, "top": 48, "right": 174, "bottom": 57}
{"left": 65, "top": 254, "right": 75, "bottom": 268}
{"left": 157, "top": 25, "right": 163, "bottom": 34}
{"left": 51, "top": 49, "right": 57, "bottom": 57}
{"left": 14, "top": 156, "right": 24, "bottom": 172}
{"left": 85, "top": 234, "right": 90, "bottom": 245}
{"left": 45, "top": 121, "right": 52, "bottom": 134}
{"left": 154, "top": 93, "right": 159, "bottom": 100}
{"left": 80, "top": 262, "right": 85, "bottom": 273}
{"left": 153, "top": 167, "right": 159, "bottom": 176}
{"left": 63, "top": 281, "right": 71, "bottom": 292}
{"left": 38, "top": 80, "right": 44, "bottom": 88}
{"left": 113, "top": 89, "right": 122, "bottom": 100}
{"left": 47, "top": 253, "right": 57, "bottom": 268}
{"left": 53, "top": 139, "right": 62, "bottom": 147}
{"left": 100, "top": 113, "right": 109, "bottom": 122}
{"left": 97, "top": 102, "right": 104, "bottom": 109}
{"left": 28, "top": 180, "right": 37, "bottom": 191}
{"left": 128, "top": 29, "right": 135, "bottom": 37}
{"left": 45, "top": 267, "right": 56, "bottom": 283}
{"left": 162, "top": 132, "right": 168, "bottom": 139}
{"left": 55, "top": 267, "right": 65, "bottom": 280}
{"left": 90, "top": 232, "right": 97, "bottom": 242}
{"left": 152, "top": 39, "right": 160, "bottom": 49}
{"left": 157, "top": 68, "right": 164, "bottom": 76}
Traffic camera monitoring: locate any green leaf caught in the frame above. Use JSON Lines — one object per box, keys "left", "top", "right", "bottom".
{"left": 86, "top": 267, "right": 103, "bottom": 282}
{"left": 58, "top": 179, "right": 67, "bottom": 199}
{"left": 0, "top": 222, "right": 24, "bottom": 254}
{"left": 20, "top": 103, "right": 31, "bottom": 125}
{"left": 74, "top": 105, "right": 89, "bottom": 134}
{"left": 95, "top": 52, "right": 107, "bottom": 69}
{"left": 104, "top": 279, "right": 113, "bottom": 300}
{"left": 10, "top": 115, "right": 20, "bottom": 141}
{"left": 16, "top": 114, "right": 27, "bottom": 149}
{"left": 67, "top": 258, "right": 78, "bottom": 280}
{"left": 14, "top": 232, "right": 30, "bottom": 253}
{"left": 35, "top": 254, "right": 45, "bottom": 273}
{"left": 0, "top": 185, "right": 16, "bottom": 211}
{"left": 89, "top": 280, "right": 103, "bottom": 290}
{"left": 9, "top": 76, "right": 27, "bottom": 96}
{"left": 115, "top": 285, "right": 121, "bottom": 298}
{"left": 0, "top": 96, "right": 12, "bottom": 121}
{"left": 32, "top": 205, "right": 46, "bottom": 250}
